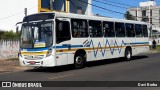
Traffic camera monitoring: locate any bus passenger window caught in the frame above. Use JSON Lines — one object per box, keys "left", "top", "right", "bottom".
{"left": 115, "top": 22, "right": 125, "bottom": 37}
{"left": 89, "top": 20, "right": 102, "bottom": 37}
{"left": 125, "top": 23, "right": 135, "bottom": 37}
{"left": 143, "top": 25, "right": 148, "bottom": 37}
{"left": 103, "top": 21, "right": 115, "bottom": 37}
{"left": 135, "top": 24, "right": 143, "bottom": 37}
{"left": 56, "top": 20, "right": 71, "bottom": 43}
{"left": 71, "top": 19, "right": 88, "bottom": 38}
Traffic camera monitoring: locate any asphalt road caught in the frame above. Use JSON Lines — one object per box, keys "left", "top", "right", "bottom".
{"left": 0, "top": 53, "right": 160, "bottom": 90}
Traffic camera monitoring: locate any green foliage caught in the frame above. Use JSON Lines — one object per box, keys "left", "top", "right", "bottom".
{"left": 156, "top": 45, "right": 160, "bottom": 52}
{"left": 124, "top": 11, "right": 135, "bottom": 20}
{"left": 1, "top": 30, "right": 20, "bottom": 39}
{"left": 141, "top": 16, "right": 149, "bottom": 22}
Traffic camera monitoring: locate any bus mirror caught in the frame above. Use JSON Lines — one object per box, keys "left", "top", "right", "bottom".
{"left": 16, "top": 26, "right": 19, "bottom": 33}
{"left": 16, "top": 22, "right": 22, "bottom": 33}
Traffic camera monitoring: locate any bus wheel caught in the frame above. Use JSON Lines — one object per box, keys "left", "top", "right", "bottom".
{"left": 125, "top": 48, "right": 132, "bottom": 61}
{"left": 74, "top": 54, "right": 85, "bottom": 69}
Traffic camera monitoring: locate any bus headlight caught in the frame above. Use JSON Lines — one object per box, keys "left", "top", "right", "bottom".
{"left": 46, "top": 49, "right": 52, "bottom": 57}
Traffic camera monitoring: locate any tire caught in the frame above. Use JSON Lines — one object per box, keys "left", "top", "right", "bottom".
{"left": 125, "top": 48, "right": 132, "bottom": 61}
{"left": 74, "top": 54, "right": 85, "bottom": 69}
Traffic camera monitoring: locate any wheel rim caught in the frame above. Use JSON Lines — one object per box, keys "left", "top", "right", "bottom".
{"left": 127, "top": 51, "right": 131, "bottom": 59}
{"left": 76, "top": 56, "right": 83, "bottom": 65}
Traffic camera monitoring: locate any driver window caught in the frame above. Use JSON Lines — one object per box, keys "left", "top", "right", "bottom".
{"left": 56, "top": 20, "right": 71, "bottom": 43}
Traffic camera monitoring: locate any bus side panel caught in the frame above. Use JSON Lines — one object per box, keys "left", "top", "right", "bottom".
{"left": 56, "top": 52, "right": 68, "bottom": 66}
{"left": 125, "top": 37, "right": 137, "bottom": 56}
{"left": 67, "top": 52, "right": 75, "bottom": 64}
{"left": 56, "top": 41, "right": 70, "bottom": 66}
{"left": 87, "top": 38, "right": 104, "bottom": 61}
{"left": 135, "top": 37, "right": 149, "bottom": 55}
{"left": 67, "top": 38, "right": 89, "bottom": 64}
{"left": 103, "top": 38, "right": 118, "bottom": 59}
{"left": 114, "top": 38, "right": 126, "bottom": 58}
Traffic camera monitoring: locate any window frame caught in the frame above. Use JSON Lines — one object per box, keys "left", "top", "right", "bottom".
{"left": 56, "top": 20, "right": 71, "bottom": 44}
{"left": 103, "top": 21, "right": 115, "bottom": 37}
{"left": 115, "top": 22, "right": 126, "bottom": 37}
{"left": 71, "top": 19, "right": 89, "bottom": 38}
{"left": 125, "top": 23, "right": 136, "bottom": 37}
{"left": 142, "top": 24, "right": 148, "bottom": 37}
{"left": 89, "top": 20, "right": 103, "bottom": 38}
{"left": 135, "top": 24, "right": 143, "bottom": 37}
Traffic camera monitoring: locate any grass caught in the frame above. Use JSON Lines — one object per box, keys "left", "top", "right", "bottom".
{"left": 156, "top": 45, "right": 160, "bottom": 52}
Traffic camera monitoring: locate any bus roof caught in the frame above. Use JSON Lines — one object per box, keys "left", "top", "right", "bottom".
{"left": 28, "top": 11, "right": 149, "bottom": 25}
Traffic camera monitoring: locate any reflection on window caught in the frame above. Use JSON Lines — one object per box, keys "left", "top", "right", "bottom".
{"left": 125, "top": 23, "right": 135, "bottom": 37}
{"left": 103, "top": 21, "right": 115, "bottom": 37}
{"left": 21, "top": 22, "right": 53, "bottom": 48}
{"left": 56, "top": 20, "right": 71, "bottom": 43}
{"left": 21, "top": 26, "right": 32, "bottom": 48}
{"left": 135, "top": 24, "right": 143, "bottom": 37}
{"left": 34, "top": 27, "right": 39, "bottom": 40}
{"left": 40, "top": 23, "right": 52, "bottom": 45}
{"left": 115, "top": 22, "right": 125, "bottom": 37}
{"left": 71, "top": 19, "right": 88, "bottom": 38}
{"left": 89, "top": 20, "right": 102, "bottom": 37}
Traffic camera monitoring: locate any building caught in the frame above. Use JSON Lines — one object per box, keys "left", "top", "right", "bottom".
{"left": 128, "top": 0, "right": 160, "bottom": 34}
{"left": 39, "top": 0, "right": 92, "bottom": 15}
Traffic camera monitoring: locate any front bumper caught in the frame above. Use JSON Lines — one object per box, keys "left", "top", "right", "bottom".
{"left": 19, "top": 55, "right": 56, "bottom": 67}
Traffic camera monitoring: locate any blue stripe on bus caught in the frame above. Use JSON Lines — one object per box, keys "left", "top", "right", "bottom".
{"left": 20, "top": 48, "right": 49, "bottom": 51}
{"left": 53, "top": 45, "right": 83, "bottom": 49}
{"left": 124, "top": 42, "right": 149, "bottom": 45}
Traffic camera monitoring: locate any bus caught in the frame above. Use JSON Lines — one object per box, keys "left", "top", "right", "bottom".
{"left": 17, "top": 11, "right": 149, "bottom": 69}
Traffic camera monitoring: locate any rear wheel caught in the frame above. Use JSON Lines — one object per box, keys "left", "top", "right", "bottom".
{"left": 125, "top": 48, "right": 132, "bottom": 61}
{"left": 74, "top": 54, "right": 85, "bottom": 69}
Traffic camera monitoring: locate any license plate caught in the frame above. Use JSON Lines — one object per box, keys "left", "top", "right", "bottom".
{"left": 29, "top": 61, "right": 36, "bottom": 65}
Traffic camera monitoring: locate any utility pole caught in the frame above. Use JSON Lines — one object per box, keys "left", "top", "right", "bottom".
{"left": 24, "top": 8, "right": 27, "bottom": 16}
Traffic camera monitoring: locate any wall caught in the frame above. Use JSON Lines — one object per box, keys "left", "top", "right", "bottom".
{"left": 53, "top": 0, "right": 65, "bottom": 12}
{"left": 0, "top": 39, "right": 19, "bottom": 59}
{"left": 70, "top": 0, "right": 92, "bottom": 15}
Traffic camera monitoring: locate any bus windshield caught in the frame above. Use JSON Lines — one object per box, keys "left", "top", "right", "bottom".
{"left": 20, "top": 22, "right": 53, "bottom": 48}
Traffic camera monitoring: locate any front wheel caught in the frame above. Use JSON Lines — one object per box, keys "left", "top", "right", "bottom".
{"left": 125, "top": 49, "right": 132, "bottom": 61}
{"left": 74, "top": 54, "right": 85, "bottom": 69}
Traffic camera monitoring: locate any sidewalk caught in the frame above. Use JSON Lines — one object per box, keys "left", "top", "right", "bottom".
{"left": 146, "top": 50, "right": 159, "bottom": 54}
{"left": 0, "top": 59, "right": 32, "bottom": 73}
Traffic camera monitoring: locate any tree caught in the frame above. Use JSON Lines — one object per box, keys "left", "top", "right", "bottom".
{"left": 124, "top": 11, "right": 135, "bottom": 20}
{"left": 1, "top": 30, "right": 20, "bottom": 39}
{"left": 141, "top": 16, "right": 149, "bottom": 22}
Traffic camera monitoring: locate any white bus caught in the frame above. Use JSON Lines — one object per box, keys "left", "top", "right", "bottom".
{"left": 18, "top": 12, "right": 149, "bottom": 68}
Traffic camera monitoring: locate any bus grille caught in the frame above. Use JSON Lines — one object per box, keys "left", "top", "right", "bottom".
{"left": 24, "top": 55, "right": 44, "bottom": 60}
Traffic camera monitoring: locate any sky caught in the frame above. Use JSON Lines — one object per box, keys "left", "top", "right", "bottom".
{"left": 0, "top": 0, "right": 38, "bottom": 31}
{"left": 92, "top": 0, "right": 160, "bottom": 18}
{"left": 0, "top": 0, "right": 160, "bottom": 31}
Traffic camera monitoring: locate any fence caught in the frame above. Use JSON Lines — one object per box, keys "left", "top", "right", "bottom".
{"left": 0, "top": 39, "right": 19, "bottom": 59}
